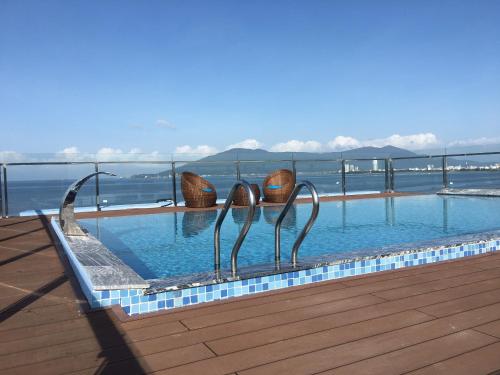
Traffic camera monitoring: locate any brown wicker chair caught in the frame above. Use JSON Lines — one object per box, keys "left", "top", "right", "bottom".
{"left": 262, "top": 169, "right": 295, "bottom": 203}
{"left": 181, "top": 172, "right": 217, "bottom": 208}
{"left": 233, "top": 183, "right": 261, "bottom": 206}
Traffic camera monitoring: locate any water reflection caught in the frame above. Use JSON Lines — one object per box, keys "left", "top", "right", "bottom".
{"left": 263, "top": 205, "right": 297, "bottom": 229}
{"left": 342, "top": 201, "right": 346, "bottom": 231}
{"left": 182, "top": 210, "right": 217, "bottom": 237}
{"left": 443, "top": 198, "right": 448, "bottom": 233}
{"left": 385, "top": 197, "right": 395, "bottom": 226}
{"left": 231, "top": 206, "right": 262, "bottom": 225}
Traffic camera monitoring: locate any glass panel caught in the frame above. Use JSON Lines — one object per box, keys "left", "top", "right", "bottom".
{"left": 345, "top": 159, "right": 386, "bottom": 193}
{"left": 294, "top": 160, "right": 342, "bottom": 195}
{"left": 6, "top": 164, "right": 96, "bottom": 215}
{"left": 447, "top": 154, "right": 500, "bottom": 189}
{"left": 97, "top": 162, "right": 173, "bottom": 208}
{"left": 392, "top": 157, "right": 445, "bottom": 192}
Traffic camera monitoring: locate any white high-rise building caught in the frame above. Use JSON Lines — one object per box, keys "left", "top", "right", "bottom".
{"left": 372, "top": 160, "right": 378, "bottom": 171}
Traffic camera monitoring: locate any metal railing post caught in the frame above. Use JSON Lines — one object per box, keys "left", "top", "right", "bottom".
{"left": 236, "top": 161, "right": 241, "bottom": 180}
{"left": 389, "top": 159, "right": 395, "bottom": 191}
{"left": 292, "top": 159, "right": 297, "bottom": 183}
{"left": 442, "top": 156, "right": 448, "bottom": 188}
{"left": 1, "top": 164, "right": 7, "bottom": 218}
{"left": 171, "top": 162, "right": 177, "bottom": 206}
{"left": 94, "top": 163, "right": 101, "bottom": 211}
{"left": 384, "top": 159, "right": 390, "bottom": 192}
{"left": 341, "top": 159, "right": 346, "bottom": 195}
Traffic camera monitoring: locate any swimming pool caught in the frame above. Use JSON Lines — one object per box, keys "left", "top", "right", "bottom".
{"left": 52, "top": 194, "right": 500, "bottom": 315}
{"left": 79, "top": 195, "right": 500, "bottom": 280}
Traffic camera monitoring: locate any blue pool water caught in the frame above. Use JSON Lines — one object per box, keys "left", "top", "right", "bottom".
{"left": 79, "top": 195, "right": 500, "bottom": 280}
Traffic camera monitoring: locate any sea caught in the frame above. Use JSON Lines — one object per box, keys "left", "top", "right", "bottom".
{"left": 2, "top": 171, "right": 500, "bottom": 216}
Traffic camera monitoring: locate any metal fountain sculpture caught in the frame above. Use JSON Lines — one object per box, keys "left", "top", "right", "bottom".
{"left": 59, "top": 172, "right": 116, "bottom": 236}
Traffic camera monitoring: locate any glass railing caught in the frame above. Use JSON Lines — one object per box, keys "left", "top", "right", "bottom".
{"left": 1, "top": 151, "right": 499, "bottom": 217}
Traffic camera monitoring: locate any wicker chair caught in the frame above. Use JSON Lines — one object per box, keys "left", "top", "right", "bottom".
{"left": 181, "top": 172, "right": 217, "bottom": 208}
{"left": 233, "top": 183, "right": 261, "bottom": 206}
{"left": 262, "top": 169, "right": 295, "bottom": 203}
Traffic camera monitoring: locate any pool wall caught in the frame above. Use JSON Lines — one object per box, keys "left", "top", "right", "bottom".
{"left": 52, "top": 214, "right": 499, "bottom": 315}
{"left": 51, "top": 218, "right": 145, "bottom": 309}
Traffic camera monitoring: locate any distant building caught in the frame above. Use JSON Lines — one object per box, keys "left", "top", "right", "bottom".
{"left": 372, "top": 160, "right": 378, "bottom": 171}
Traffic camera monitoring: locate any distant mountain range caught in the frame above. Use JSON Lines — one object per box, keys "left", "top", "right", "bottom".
{"left": 133, "top": 146, "right": 491, "bottom": 178}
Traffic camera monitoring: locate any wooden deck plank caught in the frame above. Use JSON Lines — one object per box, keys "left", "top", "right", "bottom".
{"left": 406, "top": 342, "right": 500, "bottom": 375}
{"left": 234, "top": 313, "right": 500, "bottom": 375}
{"left": 417, "top": 288, "right": 500, "bottom": 317}
{"left": 320, "top": 330, "right": 498, "bottom": 375}
{"left": 475, "top": 319, "right": 500, "bottom": 338}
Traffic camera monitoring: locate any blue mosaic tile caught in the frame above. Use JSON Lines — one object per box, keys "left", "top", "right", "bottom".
{"left": 81, "top": 238, "right": 500, "bottom": 316}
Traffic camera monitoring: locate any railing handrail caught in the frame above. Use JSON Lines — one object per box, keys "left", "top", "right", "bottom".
{"left": 275, "top": 180, "right": 320, "bottom": 268}
{"left": 214, "top": 180, "right": 256, "bottom": 278}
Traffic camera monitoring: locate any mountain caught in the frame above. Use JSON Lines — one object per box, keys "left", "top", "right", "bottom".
{"left": 183, "top": 145, "right": 418, "bottom": 162}
{"left": 133, "top": 146, "right": 477, "bottom": 178}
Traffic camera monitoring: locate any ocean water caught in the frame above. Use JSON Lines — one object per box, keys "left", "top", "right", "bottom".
{"left": 4, "top": 170, "right": 500, "bottom": 215}
{"left": 79, "top": 195, "right": 500, "bottom": 279}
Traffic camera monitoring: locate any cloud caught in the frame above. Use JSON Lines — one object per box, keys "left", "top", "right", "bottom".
{"left": 174, "top": 145, "right": 218, "bottom": 157}
{"left": 365, "top": 133, "right": 439, "bottom": 150}
{"left": 57, "top": 146, "right": 80, "bottom": 158}
{"left": 156, "top": 119, "right": 176, "bottom": 130}
{"left": 92, "top": 147, "right": 164, "bottom": 161}
{"left": 448, "top": 137, "right": 500, "bottom": 147}
{"left": 270, "top": 140, "right": 323, "bottom": 152}
{"left": 327, "top": 133, "right": 439, "bottom": 151}
{"left": 0, "top": 150, "right": 25, "bottom": 163}
{"left": 226, "top": 139, "right": 263, "bottom": 150}
{"left": 327, "top": 136, "right": 361, "bottom": 151}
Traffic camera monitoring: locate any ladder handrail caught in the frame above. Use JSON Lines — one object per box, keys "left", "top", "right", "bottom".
{"left": 275, "top": 180, "right": 320, "bottom": 267}
{"left": 214, "top": 180, "right": 256, "bottom": 278}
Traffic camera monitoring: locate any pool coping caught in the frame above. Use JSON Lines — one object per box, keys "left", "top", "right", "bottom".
{"left": 438, "top": 188, "right": 500, "bottom": 197}
{"left": 51, "top": 217, "right": 149, "bottom": 291}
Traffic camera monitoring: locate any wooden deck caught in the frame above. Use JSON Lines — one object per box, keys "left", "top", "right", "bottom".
{"left": 2, "top": 214, "right": 500, "bottom": 374}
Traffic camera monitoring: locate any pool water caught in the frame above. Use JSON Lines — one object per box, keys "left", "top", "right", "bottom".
{"left": 79, "top": 195, "right": 500, "bottom": 280}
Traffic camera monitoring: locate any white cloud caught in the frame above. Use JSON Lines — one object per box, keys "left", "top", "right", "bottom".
{"left": 270, "top": 140, "right": 323, "bottom": 152}
{"left": 57, "top": 146, "right": 80, "bottom": 158}
{"left": 327, "top": 136, "right": 361, "bottom": 151}
{"left": 0, "top": 150, "right": 25, "bottom": 163}
{"left": 156, "top": 119, "right": 176, "bottom": 130}
{"left": 327, "top": 133, "right": 439, "bottom": 151}
{"left": 448, "top": 137, "right": 500, "bottom": 147}
{"left": 174, "top": 145, "right": 218, "bottom": 157}
{"left": 226, "top": 139, "right": 263, "bottom": 150}
{"left": 365, "top": 133, "right": 439, "bottom": 150}
{"left": 94, "top": 147, "right": 164, "bottom": 161}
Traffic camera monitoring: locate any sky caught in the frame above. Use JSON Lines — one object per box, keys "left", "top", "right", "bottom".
{"left": 1, "top": 0, "right": 500, "bottom": 160}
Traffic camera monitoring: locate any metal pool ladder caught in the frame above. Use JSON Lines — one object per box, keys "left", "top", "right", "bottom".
{"left": 214, "top": 180, "right": 256, "bottom": 279}
{"left": 275, "top": 180, "right": 320, "bottom": 268}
